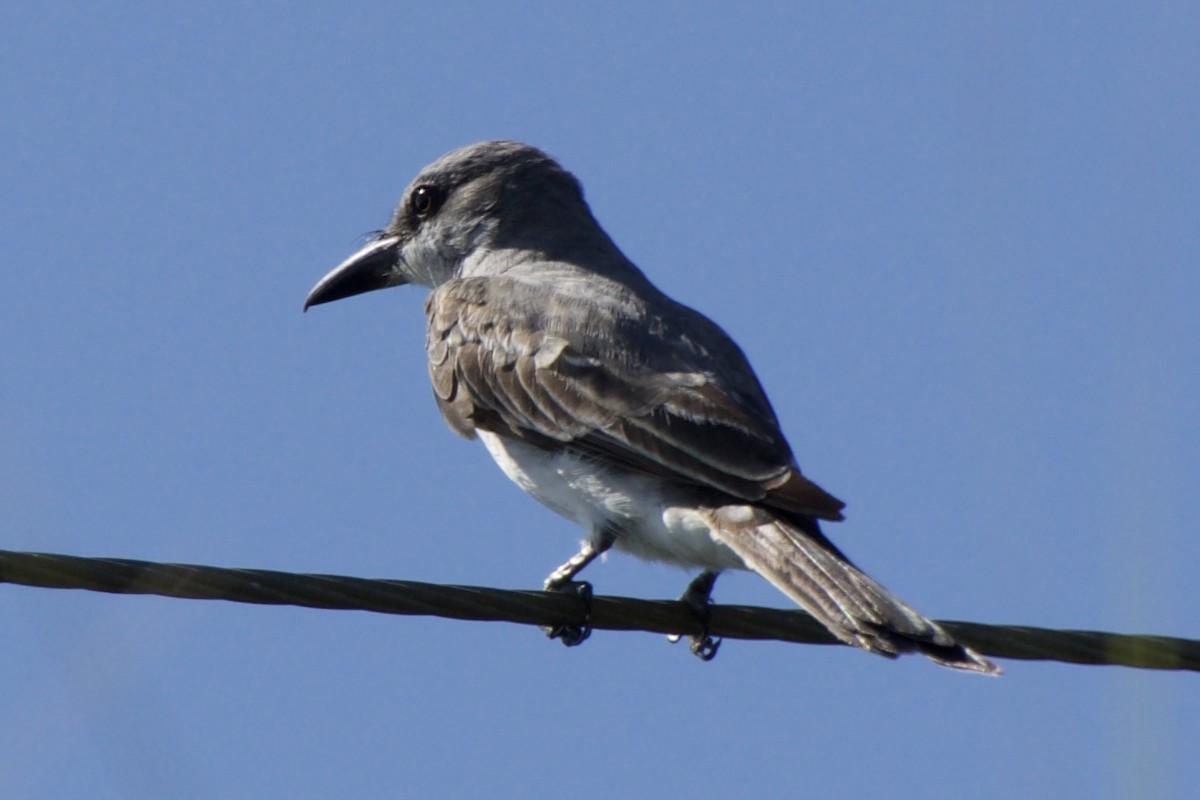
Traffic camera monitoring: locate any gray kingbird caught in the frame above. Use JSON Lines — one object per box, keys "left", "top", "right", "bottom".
{"left": 305, "top": 141, "right": 998, "bottom": 674}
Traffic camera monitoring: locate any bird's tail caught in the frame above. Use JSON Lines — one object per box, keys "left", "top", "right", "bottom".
{"left": 705, "top": 505, "right": 1000, "bottom": 675}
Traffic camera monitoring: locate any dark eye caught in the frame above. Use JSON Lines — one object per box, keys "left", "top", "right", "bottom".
{"left": 411, "top": 185, "right": 441, "bottom": 218}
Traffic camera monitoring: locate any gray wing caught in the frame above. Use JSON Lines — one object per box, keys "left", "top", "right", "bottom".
{"left": 424, "top": 276, "right": 844, "bottom": 521}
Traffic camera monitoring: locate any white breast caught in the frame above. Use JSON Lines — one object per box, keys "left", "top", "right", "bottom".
{"left": 477, "top": 430, "right": 745, "bottom": 571}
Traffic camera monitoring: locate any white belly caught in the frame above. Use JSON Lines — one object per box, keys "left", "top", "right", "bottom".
{"left": 477, "top": 431, "right": 745, "bottom": 571}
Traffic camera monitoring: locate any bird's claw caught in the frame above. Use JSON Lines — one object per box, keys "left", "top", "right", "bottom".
{"left": 668, "top": 571, "right": 722, "bottom": 661}
{"left": 688, "top": 632, "right": 722, "bottom": 661}
{"left": 667, "top": 630, "right": 722, "bottom": 660}
{"left": 542, "top": 580, "right": 593, "bottom": 647}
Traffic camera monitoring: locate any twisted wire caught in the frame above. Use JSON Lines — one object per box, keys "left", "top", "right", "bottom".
{"left": 1, "top": 549, "right": 1195, "bottom": 672}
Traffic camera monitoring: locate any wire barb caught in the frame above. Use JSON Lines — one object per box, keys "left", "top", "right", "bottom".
{"left": 0, "top": 549, "right": 1195, "bottom": 672}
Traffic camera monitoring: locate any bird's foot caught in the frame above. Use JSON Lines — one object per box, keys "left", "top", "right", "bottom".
{"left": 541, "top": 580, "right": 594, "bottom": 647}
{"left": 667, "top": 571, "right": 722, "bottom": 661}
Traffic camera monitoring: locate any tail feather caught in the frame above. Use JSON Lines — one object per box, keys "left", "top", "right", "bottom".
{"left": 706, "top": 505, "right": 1000, "bottom": 675}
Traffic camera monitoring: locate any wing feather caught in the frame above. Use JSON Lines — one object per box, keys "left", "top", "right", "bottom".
{"left": 424, "top": 276, "right": 845, "bottom": 520}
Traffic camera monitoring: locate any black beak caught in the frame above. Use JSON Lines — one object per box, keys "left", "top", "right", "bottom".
{"left": 304, "top": 235, "right": 405, "bottom": 311}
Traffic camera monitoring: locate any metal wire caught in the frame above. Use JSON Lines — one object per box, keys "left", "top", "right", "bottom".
{"left": 1, "top": 549, "right": 1195, "bottom": 672}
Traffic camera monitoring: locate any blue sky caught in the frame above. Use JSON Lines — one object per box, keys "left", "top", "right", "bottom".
{"left": 2, "top": 2, "right": 1197, "bottom": 797}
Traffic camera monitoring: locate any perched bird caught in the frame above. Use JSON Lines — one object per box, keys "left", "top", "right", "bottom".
{"left": 305, "top": 140, "right": 999, "bottom": 674}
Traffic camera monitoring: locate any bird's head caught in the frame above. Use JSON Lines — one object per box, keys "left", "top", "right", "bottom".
{"left": 304, "top": 140, "right": 593, "bottom": 310}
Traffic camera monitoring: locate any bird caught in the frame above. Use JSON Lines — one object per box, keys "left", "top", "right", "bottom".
{"left": 304, "top": 140, "right": 999, "bottom": 674}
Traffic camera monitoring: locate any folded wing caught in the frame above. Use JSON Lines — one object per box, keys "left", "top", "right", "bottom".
{"left": 425, "top": 276, "right": 845, "bottom": 521}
